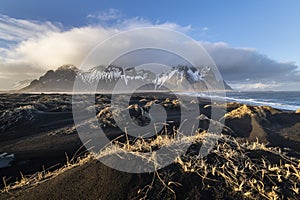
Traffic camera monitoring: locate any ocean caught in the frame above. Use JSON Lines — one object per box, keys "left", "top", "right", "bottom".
{"left": 177, "top": 90, "right": 300, "bottom": 111}
{"left": 224, "top": 91, "right": 300, "bottom": 111}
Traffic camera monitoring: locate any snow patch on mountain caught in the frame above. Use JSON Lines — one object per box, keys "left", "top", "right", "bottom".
{"left": 21, "top": 64, "right": 232, "bottom": 92}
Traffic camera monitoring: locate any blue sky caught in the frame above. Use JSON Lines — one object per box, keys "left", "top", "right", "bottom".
{"left": 0, "top": 0, "right": 299, "bottom": 90}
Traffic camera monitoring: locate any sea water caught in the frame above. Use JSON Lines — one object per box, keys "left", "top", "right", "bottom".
{"left": 225, "top": 91, "right": 300, "bottom": 111}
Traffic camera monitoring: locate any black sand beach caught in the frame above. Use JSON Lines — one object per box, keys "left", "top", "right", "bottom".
{"left": 0, "top": 93, "right": 300, "bottom": 199}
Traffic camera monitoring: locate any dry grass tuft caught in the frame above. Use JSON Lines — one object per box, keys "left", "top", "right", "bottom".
{"left": 1, "top": 129, "right": 300, "bottom": 200}
{"left": 224, "top": 104, "right": 253, "bottom": 119}
{"left": 95, "top": 130, "right": 300, "bottom": 200}
{"left": 1, "top": 153, "right": 93, "bottom": 193}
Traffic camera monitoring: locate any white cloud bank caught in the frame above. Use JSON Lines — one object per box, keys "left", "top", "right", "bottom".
{"left": 0, "top": 13, "right": 299, "bottom": 90}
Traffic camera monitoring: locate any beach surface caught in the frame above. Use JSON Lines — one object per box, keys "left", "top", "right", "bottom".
{"left": 0, "top": 93, "right": 300, "bottom": 199}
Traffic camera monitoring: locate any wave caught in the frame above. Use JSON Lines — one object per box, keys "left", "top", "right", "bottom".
{"left": 175, "top": 91, "right": 299, "bottom": 111}
{"left": 223, "top": 96, "right": 299, "bottom": 111}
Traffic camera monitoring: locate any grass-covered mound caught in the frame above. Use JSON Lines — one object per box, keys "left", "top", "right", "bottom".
{"left": 2, "top": 131, "right": 299, "bottom": 200}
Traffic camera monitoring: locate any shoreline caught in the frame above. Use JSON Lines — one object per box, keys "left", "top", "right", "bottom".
{"left": 0, "top": 91, "right": 299, "bottom": 112}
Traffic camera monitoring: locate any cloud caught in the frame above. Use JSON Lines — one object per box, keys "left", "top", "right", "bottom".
{"left": 0, "top": 12, "right": 299, "bottom": 90}
{"left": 5, "top": 26, "right": 116, "bottom": 67}
{"left": 87, "top": 8, "right": 122, "bottom": 23}
{"left": 0, "top": 26, "right": 116, "bottom": 89}
{"left": 118, "top": 17, "right": 192, "bottom": 32}
{"left": 229, "top": 82, "right": 281, "bottom": 91}
{"left": 0, "top": 61, "right": 45, "bottom": 89}
{"left": 0, "top": 14, "right": 61, "bottom": 42}
{"left": 228, "top": 81, "right": 300, "bottom": 91}
{"left": 0, "top": 14, "right": 195, "bottom": 89}
{"left": 86, "top": 9, "right": 192, "bottom": 33}
{"left": 202, "top": 42, "right": 300, "bottom": 87}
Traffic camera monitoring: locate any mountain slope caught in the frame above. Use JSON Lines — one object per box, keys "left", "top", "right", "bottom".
{"left": 21, "top": 65, "right": 232, "bottom": 92}
{"left": 22, "top": 65, "right": 78, "bottom": 92}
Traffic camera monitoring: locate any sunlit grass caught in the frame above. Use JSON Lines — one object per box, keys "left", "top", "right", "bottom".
{"left": 1, "top": 130, "right": 299, "bottom": 199}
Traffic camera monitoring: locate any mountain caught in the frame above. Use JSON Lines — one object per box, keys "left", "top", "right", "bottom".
{"left": 12, "top": 80, "right": 32, "bottom": 90}
{"left": 21, "top": 65, "right": 232, "bottom": 92}
{"left": 156, "top": 65, "right": 232, "bottom": 90}
{"left": 22, "top": 65, "right": 78, "bottom": 92}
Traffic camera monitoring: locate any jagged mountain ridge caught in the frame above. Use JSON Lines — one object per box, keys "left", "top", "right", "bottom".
{"left": 21, "top": 65, "right": 232, "bottom": 92}
{"left": 22, "top": 65, "right": 78, "bottom": 92}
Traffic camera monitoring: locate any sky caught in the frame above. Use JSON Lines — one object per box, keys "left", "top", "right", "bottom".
{"left": 0, "top": 0, "right": 299, "bottom": 90}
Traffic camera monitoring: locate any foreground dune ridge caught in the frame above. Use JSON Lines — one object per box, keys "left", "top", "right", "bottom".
{"left": 2, "top": 131, "right": 300, "bottom": 200}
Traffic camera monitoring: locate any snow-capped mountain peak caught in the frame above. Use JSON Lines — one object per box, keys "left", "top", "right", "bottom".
{"left": 21, "top": 65, "right": 232, "bottom": 92}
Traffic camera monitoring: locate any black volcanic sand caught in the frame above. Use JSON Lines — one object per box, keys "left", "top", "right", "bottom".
{"left": 0, "top": 93, "right": 300, "bottom": 199}
{"left": 0, "top": 160, "right": 242, "bottom": 200}
{"left": 0, "top": 94, "right": 83, "bottom": 188}
{"left": 3, "top": 142, "right": 299, "bottom": 200}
